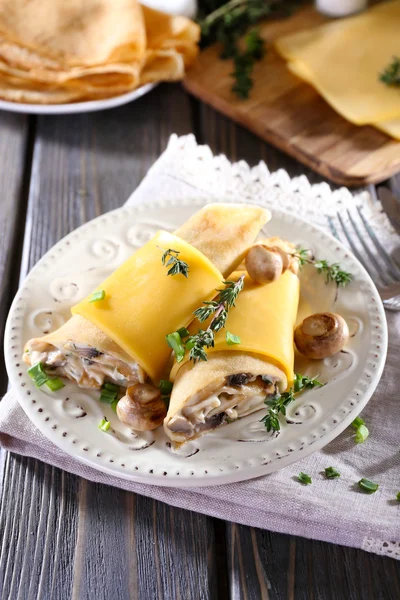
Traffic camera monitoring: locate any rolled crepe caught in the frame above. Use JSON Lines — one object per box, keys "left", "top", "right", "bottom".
{"left": 164, "top": 265, "right": 300, "bottom": 444}
{"left": 24, "top": 203, "right": 269, "bottom": 389}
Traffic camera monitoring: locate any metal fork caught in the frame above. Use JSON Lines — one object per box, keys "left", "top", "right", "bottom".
{"left": 331, "top": 206, "right": 400, "bottom": 311}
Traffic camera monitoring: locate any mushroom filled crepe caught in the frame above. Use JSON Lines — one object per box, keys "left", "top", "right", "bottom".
{"left": 24, "top": 204, "right": 269, "bottom": 395}
{"left": 164, "top": 249, "right": 300, "bottom": 444}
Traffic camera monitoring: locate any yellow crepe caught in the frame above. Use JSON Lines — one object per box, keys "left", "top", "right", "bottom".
{"left": 288, "top": 59, "right": 400, "bottom": 141}
{"left": 0, "top": 0, "right": 146, "bottom": 67}
{"left": 0, "top": 1, "right": 200, "bottom": 103}
{"left": 170, "top": 269, "right": 300, "bottom": 386}
{"left": 72, "top": 231, "right": 223, "bottom": 382}
{"left": 275, "top": 1, "right": 400, "bottom": 125}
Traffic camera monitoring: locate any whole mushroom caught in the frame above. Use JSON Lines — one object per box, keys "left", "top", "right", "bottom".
{"left": 117, "top": 383, "right": 166, "bottom": 431}
{"left": 245, "top": 244, "right": 284, "bottom": 283}
{"left": 294, "top": 312, "right": 349, "bottom": 359}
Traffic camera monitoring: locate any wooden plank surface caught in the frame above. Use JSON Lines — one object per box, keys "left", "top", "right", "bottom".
{"left": 184, "top": 5, "right": 400, "bottom": 187}
{"left": 0, "top": 113, "right": 29, "bottom": 392}
{"left": 0, "top": 85, "right": 218, "bottom": 600}
{"left": 0, "top": 82, "right": 399, "bottom": 600}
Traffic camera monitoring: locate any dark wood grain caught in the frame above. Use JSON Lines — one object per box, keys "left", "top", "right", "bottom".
{"left": 226, "top": 525, "right": 400, "bottom": 600}
{"left": 0, "top": 85, "right": 218, "bottom": 600}
{"left": 0, "top": 113, "right": 29, "bottom": 392}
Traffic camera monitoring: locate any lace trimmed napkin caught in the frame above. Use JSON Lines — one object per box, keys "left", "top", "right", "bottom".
{"left": 1, "top": 134, "right": 399, "bottom": 560}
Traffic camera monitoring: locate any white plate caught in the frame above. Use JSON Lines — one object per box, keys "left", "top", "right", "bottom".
{"left": 0, "top": 84, "right": 156, "bottom": 115}
{"left": 4, "top": 199, "right": 388, "bottom": 487}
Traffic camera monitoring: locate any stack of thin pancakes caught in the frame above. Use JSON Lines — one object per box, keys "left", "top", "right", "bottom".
{"left": 0, "top": 0, "right": 200, "bottom": 104}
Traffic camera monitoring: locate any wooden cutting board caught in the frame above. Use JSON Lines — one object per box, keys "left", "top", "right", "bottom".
{"left": 184, "top": 6, "right": 400, "bottom": 187}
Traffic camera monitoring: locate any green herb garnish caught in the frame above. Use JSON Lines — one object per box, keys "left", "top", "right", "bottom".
{"left": 358, "top": 478, "right": 379, "bottom": 494}
{"left": 294, "top": 247, "right": 352, "bottom": 287}
{"left": 396, "top": 492, "right": 400, "bottom": 502}
{"left": 261, "top": 389, "right": 294, "bottom": 432}
{"left": 293, "top": 373, "right": 322, "bottom": 393}
{"left": 325, "top": 467, "right": 341, "bottom": 479}
{"left": 100, "top": 382, "right": 119, "bottom": 404}
{"left": 231, "top": 31, "right": 265, "bottom": 99}
{"left": 352, "top": 416, "right": 365, "bottom": 429}
{"left": 379, "top": 57, "right": 400, "bottom": 87}
{"left": 89, "top": 290, "right": 105, "bottom": 303}
{"left": 351, "top": 416, "right": 369, "bottom": 444}
{"left": 198, "top": 0, "right": 295, "bottom": 98}
{"left": 166, "top": 331, "right": 186, "bottom": 362}
{"left": 188, "top": 275, "right": 245, "bottom": 363}
{"left": 161, "top": 248, "right": 189, "bottom": 278}
{"left": 354, "top": 424, "right": 369, "bottom": 444}
{"left": 98, "top": 417, "right": 111, "bottom": 432}
{"left": 159, "top": 379, "right": 173, "bottom": 395}
{"left": 261, "top": 374, "right": 322, "bottom": 433}
{"left": 176, "top": 327, "right": 190, "bottom": 338}
{"left": 28, "top": 363, "right": 48, "bottom": 387}
{"left": 226, "top": 331, "right": 241, "bottom": 345}
{"left": 298, "top": 472, "right": 312, "bottom": 485}
{"left": 45, "top": 378, "right": 65, "bottom": 392}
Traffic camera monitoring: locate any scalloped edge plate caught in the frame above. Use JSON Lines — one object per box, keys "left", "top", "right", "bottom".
{"left": 4, "top": 198, "right": 388, "bottom": 487}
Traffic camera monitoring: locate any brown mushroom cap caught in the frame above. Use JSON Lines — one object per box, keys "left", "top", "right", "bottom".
{"left": 294, "top": 312, "right": 349, "bottom": 359}
{"left": 116, "top": 383, "right": 166, "bottom": 431}
{"left": 245, "top": 244, "right": 283, "bottom": 284}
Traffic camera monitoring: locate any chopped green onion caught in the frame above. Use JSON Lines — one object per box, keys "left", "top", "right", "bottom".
{"left": 89, "top": 290, "right": 105, "bottom": 303}
{"left": 325, "top": 467, "right": 341, "bottom": 479}
{"left": 166, "top": 331, "right": 185, "bottom": 362}
{"left": 98, "top": 417, "right": 110, "bottom": 432}
{"left": 298, "top": 472, "right": 312, "bottom": 485}
{"left": 185, "top": 338, "right": 195, "bottom": 351}
{"left": 226, "top": 331, "right": 241, "bottom": 345}
{"left": 110, "top": 399, "right": 119, "bottom": 413}
{"left": 27, "top": 363, "right": 48, "bottom": 387}
{"left": 396, "top": 492, "right": 400, "bottom": 502}
{"left": 163, "top": 396, "right": 170, "bottom": 409}
{"left": 159, "top": 379, "right": 173, "bottom": 395}
{"left": 358, "top": 478, "right": 379, "bottom": 494}
{"left": 103, "top": 382, "right": 119, "bottom": 393}
{"left": 354, "top": 424, "right": 369, "bottom": 444}
{"left": 46, "top": 378, "right": 65, "bottom": 391}
{"left": 176, "top": 327, "right": 190, "bottom": 339}
{"left": 352, "top": 416, "right": 365, "bottom": 429}
{"left": 100, "top": 389, "right": 117, "bottom": 404}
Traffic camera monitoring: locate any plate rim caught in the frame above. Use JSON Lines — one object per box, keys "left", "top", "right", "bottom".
{"left": 4, "top": 199, "right": 388, "bottom": 487}
{"left": 0, "top": 83, "right": 156, "bottom": 115}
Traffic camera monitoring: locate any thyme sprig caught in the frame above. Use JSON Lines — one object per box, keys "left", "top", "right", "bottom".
{"left": 379, "top": 56, "right": 400, "bottom": 87}
{"left": 198, "top": 0, "right": 298, "bottom": 98}
{"left": 261, "top": 374, "right": 322, "bottom": 433}
{"left": 293, "top": 247, "right": 352, "bottom": 287}
{"left": 160, "top": 248, "right": 189, "bottom": 278}
{"left": 167, "top": 275, "right": 245, "bottom": 364}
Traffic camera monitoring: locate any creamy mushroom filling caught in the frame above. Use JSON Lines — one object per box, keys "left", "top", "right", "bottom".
{"left": 24, "top": 340, "right": 146, "bottom": 389}
{"left": 167, "top": 374, "right": 279, "bottom": 442}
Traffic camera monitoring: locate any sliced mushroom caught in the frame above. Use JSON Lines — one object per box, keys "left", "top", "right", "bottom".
{"left": 294, "top": 312, "right": 349, "bottom": 359}
{"left": 245, "top": 245, "right": 283, "bottom": 283}
{"left": 117, "top": 383, "right": 166, "bottom": 431}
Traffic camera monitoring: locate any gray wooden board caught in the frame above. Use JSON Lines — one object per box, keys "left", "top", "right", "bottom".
{"left": 0, "top": 83, "right": 399, "bottom": 599}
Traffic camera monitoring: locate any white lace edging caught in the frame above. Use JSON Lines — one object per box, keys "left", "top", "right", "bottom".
{"left": 362, "top": 538, "right": 400, "bottom": 560}
{"left": 160, "top": 134, "right": 398, "bottom": 252}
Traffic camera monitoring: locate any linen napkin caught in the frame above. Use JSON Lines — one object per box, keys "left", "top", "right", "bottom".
{"left": 1, "top": 134, "right": 399, "bottom": 560}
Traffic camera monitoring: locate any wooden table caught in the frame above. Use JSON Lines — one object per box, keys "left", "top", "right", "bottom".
{"left": 1, "top": 84, "right": 399, "bottom": 599}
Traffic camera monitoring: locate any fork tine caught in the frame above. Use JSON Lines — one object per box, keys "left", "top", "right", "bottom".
{"left": 356, "top": 206, "right": 400, "bottom": 276}
{"left": 346, "top": 210, "right": 395, "bottom": 284}
{"left": 337, "top": 212, "right": 392, "bottom": 287}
